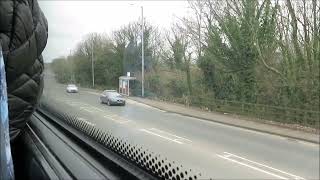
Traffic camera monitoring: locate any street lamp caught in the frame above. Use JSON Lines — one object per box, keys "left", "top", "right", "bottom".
{"left": 130, "top": 3, "right": 144, "bottom": 97}
{"left": 69, "top": 50, "right": 74, "bottom": 83}
{"left": 91, "top": 41, "right": 95, "bottom": 88}
{"left": 141, "top": 6, "right": 144, "bottom": 97}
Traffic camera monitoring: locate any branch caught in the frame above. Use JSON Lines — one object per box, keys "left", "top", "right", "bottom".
{"left": 254, "top": 39, "right": 286, "bottom": 82}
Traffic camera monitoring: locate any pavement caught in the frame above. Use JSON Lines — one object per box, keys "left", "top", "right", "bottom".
{"left": 129, "top": 97, "right": 320, "bottom": 144}
{"left": 42, "top": 71, "right": 320, "bottom": 180}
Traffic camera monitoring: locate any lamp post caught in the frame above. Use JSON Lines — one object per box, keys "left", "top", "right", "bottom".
{"left": 130, "top": 3, "right": 144, "bottom": 97}
{"left": 141, "top": 6, "right": 144, "bottom": 97}
{"left": 91, "top": 42, "right": 95, "bottom": 88}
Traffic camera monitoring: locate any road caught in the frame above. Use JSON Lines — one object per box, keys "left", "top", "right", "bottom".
{"left": 43, "top": 72, "right": 319, "bottom": 180}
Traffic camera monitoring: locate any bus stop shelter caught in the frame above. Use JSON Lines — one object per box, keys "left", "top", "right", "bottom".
{"left": 119, "top": 76, "right": 136, "bottom": 96}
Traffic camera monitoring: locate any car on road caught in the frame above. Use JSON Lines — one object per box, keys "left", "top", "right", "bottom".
{"left": 66, "top": 84, "right": 78, "bottom": 93}
{"left": 100, "top": 90, "right": 125, "bottom": 106}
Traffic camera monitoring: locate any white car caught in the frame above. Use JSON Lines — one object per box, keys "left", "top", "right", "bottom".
{"left": 66, "top": 84, "right": 78, "bottom": 93}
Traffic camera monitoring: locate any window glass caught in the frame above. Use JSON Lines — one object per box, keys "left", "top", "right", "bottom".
{"left": 40, "top": 1, "right": 320, "bottom": 179}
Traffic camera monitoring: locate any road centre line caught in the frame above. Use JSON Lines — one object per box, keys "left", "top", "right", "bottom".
{"left": 64, "top": 100, "right": 106, "bottom": 113}
{"left": 216, "top": 152, "right": 305, "bottom": 180}
{"left": 69, "top": 102, "right": 85, "bottom": 106}
{"left": 104, "top": 114, "right": 117, "bottom": 118}
{"left": 150, "top": 128, "right": 192, "bottom": 142}
{"left": 80, "top": 107, "right": 94, "bottom": 113}
{"left": 78, "top": 117, "right": 95, "bottom": 126}
{"left": 139, "top": 129, "right": 184, "bottom": 144}
{"left": 103, "top": 115, "right": 131, "bottom": 124}
{"left": 118, "top": 120, "right": 131, "bottom": 124}
{"left": 88, "top": 106, "right": 105, "bottom": 112}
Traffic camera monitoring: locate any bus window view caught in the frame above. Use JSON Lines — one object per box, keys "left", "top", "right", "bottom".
{"left": 40, "top": 1, "right": 319, "bottom": 180}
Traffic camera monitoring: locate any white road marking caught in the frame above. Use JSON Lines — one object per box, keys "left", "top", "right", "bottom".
{"left": 85, "top": 91, "right": 101, "bottom": 96}
{"left": 78, "top": 117, "right": 95, "bottom": 126}
{"left": 216, "top": 152, "right": 305, "bottom": 180}
{"left": 139, "top": 128, "right": 184, "bottom": 144}
{"left": 79, "top": 107, "right": 94, "bottom": 113}
{"left": 217, "top": 154, "right": 286, "bottom": 179}
{"left": 104, "top": 114, "right": 117, "bottom": 118}
{"left": 67, "top": 102, "right": 85, "bottom": 107}
{"left": 63, "top": 100, "right": 107, "bottom": 114}
{"left": 224, "top": 152, "right": 305, "bottom": 179}
{"left": 118, "top": 120, "right": 131, "bottom": 124}
{"left": 83, "top": 90, "right": 168, "bottom": 113}
{"left": 158, "top": 109, "right": 167, "bottom": 113}
{"left": 126, "top": 99, "right": 167, "bottom": 112}
{"left": 150, "top": 128, "right": 192, "bottom": 142}
{"left": 89, "top": 106, "right": 105, "bottom": 112}
{"left": 70, "top": 102, "right": 86, "bottom": 106}
{"left": 103, "top": 115, "right": 131, "bottom": 124}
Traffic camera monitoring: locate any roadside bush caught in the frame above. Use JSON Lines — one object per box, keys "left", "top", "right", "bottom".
{"left": 166, "top": 79, "right": 188, "bottom": 98}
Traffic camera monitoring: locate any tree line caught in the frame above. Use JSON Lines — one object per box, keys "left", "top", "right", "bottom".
{"left": 51, "top": 0, "right": 319, "bottom": 128}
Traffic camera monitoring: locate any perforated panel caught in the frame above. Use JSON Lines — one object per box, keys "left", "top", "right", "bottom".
{"left": 39, "top": 99, "right": 205, "bottom": 180}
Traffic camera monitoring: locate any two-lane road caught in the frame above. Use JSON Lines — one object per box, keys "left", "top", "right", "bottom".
{"left": 43, "top": 73, "right": 319, "bottom": 179}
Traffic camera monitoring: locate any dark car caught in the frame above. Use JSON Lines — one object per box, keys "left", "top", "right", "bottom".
{"left": 100, "top": 90, "right": 126, "bottom": 106}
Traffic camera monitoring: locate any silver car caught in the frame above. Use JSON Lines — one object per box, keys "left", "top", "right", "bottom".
{"left": 100, "top": 90, "right": 125, "bottom": 106}
{"left": 66, "top": 84, "right": 78, "bottom": 93}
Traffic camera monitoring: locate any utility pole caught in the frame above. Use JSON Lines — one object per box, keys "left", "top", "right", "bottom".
{"left": 91, "top": 42, "right": 95, "bottom": 88}
{"left": 141, "top": 5, "right": 144, "bottom": 97}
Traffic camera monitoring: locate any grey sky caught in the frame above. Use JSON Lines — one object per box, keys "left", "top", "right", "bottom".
{"left": 39, "top": 1, "right": 190, "bottom": 62}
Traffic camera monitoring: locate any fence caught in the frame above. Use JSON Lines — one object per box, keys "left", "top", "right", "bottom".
{"left": 149, "top": 96, "right": 320, "bottom": 130}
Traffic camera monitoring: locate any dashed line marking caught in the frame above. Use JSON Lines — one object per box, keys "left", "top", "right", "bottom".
{"left": 89, "top": 106, "right": 105, "bottom": 112}
{"left": 78, "top": 117, "right": 95, "bottom": 126}
{"left": 103, "top": 115, "right": 131, "bottom": 124}
{"left": 79, "top": 107, "right": 94, "bottom": 113}
{"left": 139, "top": 129, "right": 184, "bottom": 144}
{"left": 139, "top": 128, "right": 192, "bottom": 144}
{"left": 150, "top": 128, "right": 192, "bottom": 142}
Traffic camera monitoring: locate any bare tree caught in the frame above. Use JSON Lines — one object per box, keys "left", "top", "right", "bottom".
{"left": 166, "top": 24, "right": 193, "bottom": 95}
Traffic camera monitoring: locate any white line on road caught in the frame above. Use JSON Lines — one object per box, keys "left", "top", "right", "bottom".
{"left": 69, "top": 102, "right": 86, "bottom": 106}
{"left": 139, "top": 129, "right": 184, "bottom": 144}
{"left": 78, "top": 117, "right": 95, "bottom": 126}
{"left": 217, "top": 154, "right": 287, "bottom": 179}
{"left": 103, "top": 115, "right": 131, "bottom": 124}
{"left": 104, "top": 114, "right": 117, "bottom": 118}
{"left": 150, "top": 128, "right": 192, "bottom": 142}
{"left": 85, "top": 91, "right": 101, "bottom": 96}
{"left": 118, "top": 120, "right": 131, "bottom": 124}
{"left": 80, "top": 107, "right": 94, "bottom": 113}
{"left": 89, "top": 106, "right": 105, "bottom": 112}
{"left": 126, "top": 99, "right": 167, "bottom": 112}
{"left": 65, "top": 100, "right": 107, "bottom": 113}
{"left": 84, "top": 90, "right": 168, "bottom": 113}
{"left": 216, "top": 152, "right": 305, "bottom": 180}
{"left": 223, "top": 152, "right": 305, "bottom": 180}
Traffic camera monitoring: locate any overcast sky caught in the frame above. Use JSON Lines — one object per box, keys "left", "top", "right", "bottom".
{"left": 39, "top": 1, "right": 190, "bottom": 62}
